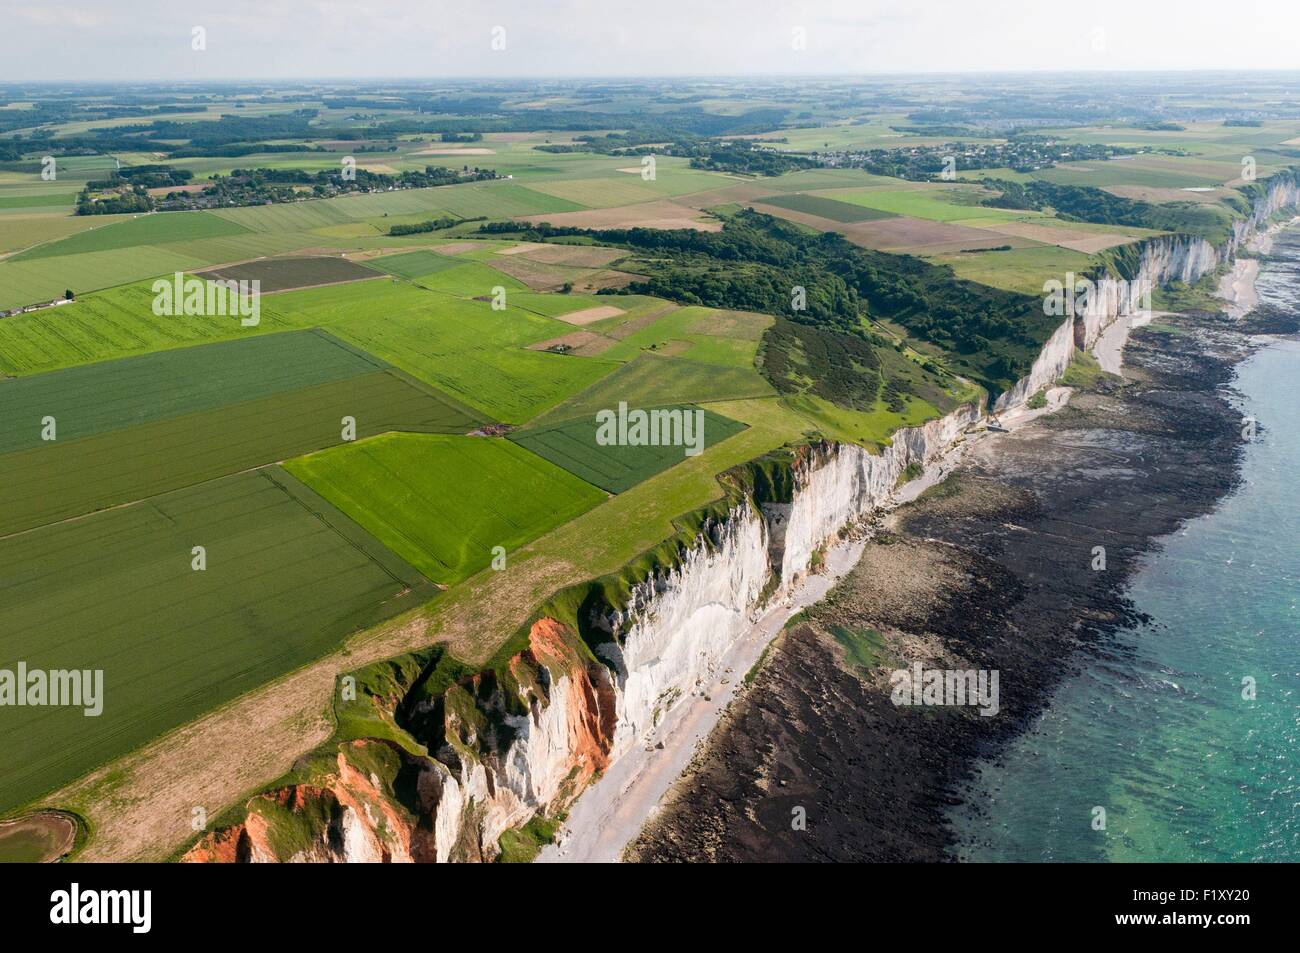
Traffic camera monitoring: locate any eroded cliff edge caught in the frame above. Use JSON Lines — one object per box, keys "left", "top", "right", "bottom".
{"left": 183, "top": 170, "right": 1300, "bottom": 863}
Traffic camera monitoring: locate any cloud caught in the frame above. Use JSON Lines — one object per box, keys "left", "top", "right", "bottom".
{"left": 2, "top": 0, "right": 1299, "bottom": 81}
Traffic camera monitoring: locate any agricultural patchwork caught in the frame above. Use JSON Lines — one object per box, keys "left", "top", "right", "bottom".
{"left": 2, "top": 70, "right": 1296, "bottom": 870}
{"left": 0, "top": 467, "right": 435, "bottom": 811}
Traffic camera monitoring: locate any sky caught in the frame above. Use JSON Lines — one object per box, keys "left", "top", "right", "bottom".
{"left": 3, "top": 0, "right": 1300, "bottom": 82}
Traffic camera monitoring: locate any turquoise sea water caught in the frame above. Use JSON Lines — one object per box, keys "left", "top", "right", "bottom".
{"left": 953, "top": 256, "right": 1300, "bottom": 863}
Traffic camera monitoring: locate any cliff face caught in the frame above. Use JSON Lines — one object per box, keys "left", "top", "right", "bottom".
{"left": 184, "top": 399, "right": 981, "bottom": 864}
{"left": 185, "top": 173, "right": 1299, "bottom": 864}
{"left": 185, "top": 619, "right": 617, "bottom": 863}
{"left": 994, "top": 171, "right": 1300, "bottom": 413}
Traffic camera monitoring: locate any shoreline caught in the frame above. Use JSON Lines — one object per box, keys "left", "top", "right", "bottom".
{"left": 539, "top": 405, "right": 1024, "bottom": 862}
{"left": 623, "top": 224, "right": 1299, "bottom": 862}
{"left": 540, "top": 340, "right": 1087, "bottom": 862}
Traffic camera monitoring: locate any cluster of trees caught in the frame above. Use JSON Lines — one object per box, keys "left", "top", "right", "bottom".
{"left": 487, "top": 209, "right": 1048, "bottom": 393}
{"left": 76, "top": 161, "right": 498, "bottom": 215}
{"left": 536, "top": 131, "right": 814, "bottom": 176}
{"left": 76, "top": 185, "right": 151, "bottom": 215}
{"left": 684, "top": 141, "right": 818, "bottom": 176}
{"left": 761, "top": 318, "right": 887, "bottom": 411}
{"left": 229, "top": 164, "right": 493, "bottom": 191}
{"left": 981, "top": 177, "right": 1232, "bottom": 239}
{"left": 824, "top": 138, "right": 1136, "bottom": 180}
{"left": 166, "top": 142, "right": 324, "bottom": 159}
{"left": 387, "top": 215, "right": 484, "bottom": 236}
{"left": 86, "top": 165, "right": 192, "bottom": 190}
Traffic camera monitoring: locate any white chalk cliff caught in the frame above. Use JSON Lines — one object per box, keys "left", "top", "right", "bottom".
{"left": 187, "top": 173, "right": 1299, "bottom": 864}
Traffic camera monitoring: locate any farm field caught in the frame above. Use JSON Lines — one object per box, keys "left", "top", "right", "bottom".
{"left": 0, "top": 233, "right": 331, "bottom": 311}
{"left": 0, "top": 467, "right": 435, "bottom": 813}
{"left": 11, "top": 210, "right": 251, "bottom": 261}
{"left": 0, "top": 369, "right": 479, "bottom": 535}
{"left": 0, "top": 178, "right": 597, "bottom": 309}
{"left": 514, "top": 199, "right": 724, "bottom": 231}
{"left": 413, "top": 259, "right": 528, "bottom": 296}
{"left": 0, "top": 274, "right": 627, "bottom": 425}
{"left": 9, "top": 73, "right": 1299, "bottom": 866}
{"left": 0, "top": 280, "right": 300, "bottom": 374}
{"left": 510, "top": 405, "right": 747, "bottom": 493}
{"left": 0, "top": 333, "right": 482, "bottom": 535}
{"left": 829, "top": 185, "right": 1040, "bottom": 225}
{"left": 367, "top": 249, "right": 462, "bottom": 280}
{"left": 199, "top": 256, "right": 381, "bottom": 292}
{"left": 264, "top": 281, "right": 625, "bottom": 423}
{"left": 752, "top": 192, "right": 899, "bottom": 223}
{"left": 0, "top": 330, "right": 385, "bottom": 450}
{"left": 532, "top": 352, "right": 775, "bottom": 426}
{"left": 930, "top": 245, "right": 1098, "bottom": 294}
{"left": 0, "top": 213, "right": 120, "bottom": 255}
{"left": 596, "top": 304, "right": 772, "bottom": 365}
{"left": 284, "top": 432, "right": 608, "bottom": 585}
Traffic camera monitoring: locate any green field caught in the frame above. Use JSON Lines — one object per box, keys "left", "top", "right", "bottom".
{"left": 0, "top": 467, "right": 435, "bottom": 813}
{"left": 509, "top": 406, "right": 747, "bottom": 493}
{"left": 368, "top": 249, "right": 462, "bottom": 280}
{"left": 11, "top": 210, "right": 251, "bottom": 261}
{"left": 285, "top": 433, "right": 608, "bottom": 585}
{"left": 534, "top": 352, "right": 775, "bottom": 426}
{"left": 0, "top": 333, "right": 483, "bottom": 535}
{"left": 413, "top": 259, "right": 528, "bottom": 296}
{"left": 0, "top": 330, "right": 386, "bottom": 451}
{"left": 273, "top": 284, "right": 622, "bottom": 423}
{"left": 0, "top": 278, "right": 623, "bottom": 425}
{"left": 596, "top": 305, "right": 773, "bottom": 366}
{"left": 754, "top": 192, "right": 899, "bottom": 223}
{"left": 0, "top": 194, "right": 76, "bottom": 210}
{"left": 930, "top": 245, "right": 1097, "bottom": 295}
{"left": 0, "top": 280, "right": 296, "bottom": 375}
{"left": 832, "top": 186, "right": 1038, "bottom": 224}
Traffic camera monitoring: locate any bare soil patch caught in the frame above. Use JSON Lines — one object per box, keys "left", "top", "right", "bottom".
{"left": 1103, "top": 184, "right": 1233, "bottom": 205}
{"left": 197, "top": 256, "right": 382, "bottom": 293}
{"left": 983, "top": 221, "right": 1134, "bottom": 253}
{"left": 431, "top": 241, "right": 483, "bottom": 256}
{"left": 0, "top": 810, "right": 77, "bottom": 862}
{"left": 517, "top": 244, "right": 628, "bottom": 268}
{"left": 527, "top": 330, "right": 607, "bottom": 353}
{"left": 555, "top": 304, "right": 627, "bottom": 326}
